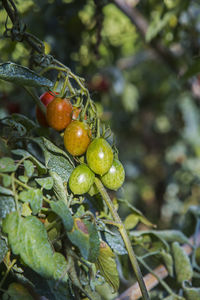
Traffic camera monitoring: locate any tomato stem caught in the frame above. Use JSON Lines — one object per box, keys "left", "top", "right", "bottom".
{"left": 94, "top": 177, "right": 150, "bottom": 300}
{"left": 23, "top": 86, "right": 46, "bottom": 114}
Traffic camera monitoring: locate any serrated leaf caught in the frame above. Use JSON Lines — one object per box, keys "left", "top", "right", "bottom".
{"left": 24, "top": 160, "right": 34, "bottom": 178}
{"left": 0, "top": 238, "right": 8, "bottom": 263}
{"left": 95, "top": 241, "right": 119, "bottom": 292}
{"left": 2, "top": 282, "right": 34, "bottom": 300}
{"left": 50, "top": 171, "right": 67, "bottom": 202}
{"left": 172, "top": 242, "right": 193, "bottom": 284}
{"left": 183, "top": 281, "right": 200, "bottom": 300}
{"left": 19, "top": 189, "right": 43, "bottom": 215}
{"left": 0, "top": 196, "right": 15, "bottom": 222}
{"left": 35, "top": 177, "right": 53, "bottom": 190}
{"left": 0, "top": 157, "right": 16, "bottom": 173}
{"left": 67, "top": 218, "right": 100, "bottom": 262}
{"left": 0, "top": 62, "right": 53, "bottom": 88}
{"left": 50, "top": 200, "right": 73, "bottom": 232}
{"left": 104, "top": 225, "right": 127, "bottom": 255}
{"left": 0, "top": 185, "right": 13, "bottom": 196}
{"left": 12, "top": 149, "right": 46, "bottom": 175}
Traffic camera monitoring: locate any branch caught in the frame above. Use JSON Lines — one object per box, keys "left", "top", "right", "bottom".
{"left": 115, "top": 231, "right": 200, "bottom": 300}
{"left": 112, "top": 0, "right": 179, "bottom": 74}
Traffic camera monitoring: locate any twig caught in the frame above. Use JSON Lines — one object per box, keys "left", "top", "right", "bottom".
{"left": 115, "top": 231, "right": 200, "bottom": 300}
{"left": 112, "top": 0, "right": 178, "bottom": 73}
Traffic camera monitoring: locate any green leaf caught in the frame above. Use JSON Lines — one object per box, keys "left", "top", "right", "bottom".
{"left": 146, "top": 11, "right": 175, "bottom": 42}
{"left": 0, "top": 157, "right": 16, "bottom": 173}
{"left": 160, "top": 250, "right": 174, "bottom": 277}
{"left": 183, "top": 281, "right": 200, "bottom": 300}
{"left": 0, "top": 238, "right": 8, "bottom": 263}
{"left": 24, "top": 160, "right": 34, "bottom": 178}
{"left": 2, "top": 175, "right": 11, "bottom": 187}
{"left": 124, "top": 213, "right": 140, "bottom": 230}
{"left": 53, "top": 252, "right": 68, "bottom": 282}
{"left": 0, "top": 62, "right": 53, "bottom": 88}
{"left": 104, "top": 225, "right": 127, "bottom": 255}
{"left": 50, "top": 200, "right": 74, "bottom": 232}
{"left": 95, "top": 241, "right": 119, "bottom": 292}
{"left": 19, "top": 189, "right": 43, "bottom": 215}
{"left": 3, "top": 213, "right": 68, "bottom": 281}
{"left": 67, "top": 218, "right": 100, "bottom": 262}
{"left": 0, "top": 196, "right": 15, "bottom": 222}
{"left": 34, "top": 137, "right": 74, "bottom": 182}
{"left": 35, "top": 177, "right": 53, "bottom": 190}
{"left": 12, "top": 149, "right": 46, "bottom": 175}
{"left": 172, "top": 242, "right": 193, "bottom": 284}
{"left": 0, "top": 185, "right": 13, "bottom": 196}
{"left": 50, "top": 171, "right": 67, "bottom": 202}
{"left": 2, "top": 282, "right": 34, "bottom": 300}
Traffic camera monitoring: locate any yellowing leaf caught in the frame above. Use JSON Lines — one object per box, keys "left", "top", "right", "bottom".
{"left": 95, "top": 241, "right": 119, "bottom": 292}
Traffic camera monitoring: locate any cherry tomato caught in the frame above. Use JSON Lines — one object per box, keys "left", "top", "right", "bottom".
{"left": 46, "top": 97, "right": 72, "bottom": 131}
{"left": 69, "top": 164, "right": 95, "bottom": 195}
{"left": 101, "top": 159, "right": 125, "bottom": 190}
{"left": 86, "top": 138, "right": 113, "bottom": 175}
{"left": 36, "top": 91, "right": 57, "bottom": 127}
{"left": 64, "top": 121, "right": 91, "bottom": 156}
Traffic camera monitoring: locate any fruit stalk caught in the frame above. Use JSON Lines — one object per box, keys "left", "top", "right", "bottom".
{"left": 94, "top": 177, "right": 150, "bottom": 300}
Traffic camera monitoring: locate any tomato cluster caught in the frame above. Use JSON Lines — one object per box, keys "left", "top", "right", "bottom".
{"left": 36, "top": 91, "right": 125, "bottom": 194}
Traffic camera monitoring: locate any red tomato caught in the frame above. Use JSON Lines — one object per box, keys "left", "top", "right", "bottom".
{"left": 46, "top": 97, "right": 72, "bottom": 131}
{"left": 36, "top": 91, "right": 58, "bottom": 127}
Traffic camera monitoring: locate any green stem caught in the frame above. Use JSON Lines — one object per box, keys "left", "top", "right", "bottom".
{"left": 94, "top": 177, "right": 150, "bottom": 300}
{"left": 0, "top": 259, "right": 16, "bottom": 289}
{"left": 14, "top": 178, "right": 51, "bottom": 204}
{"left": 23, "top": 86, "right": 46, "bottom": 114}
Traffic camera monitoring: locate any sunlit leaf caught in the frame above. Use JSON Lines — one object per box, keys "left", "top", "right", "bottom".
{"left": 19, "top": 189, "right": 43, "bottom": 215}
{"left": 0, "top": 185, "right": 13, "bottom": 196}
{"left": 24, "top": 160, "right": 34, "bottom": 178}
{"left": 95, "top": 241, "right": 119, "bottom": 292}
{"left": 0, "top": 62, "right": 53, "bottom": 87}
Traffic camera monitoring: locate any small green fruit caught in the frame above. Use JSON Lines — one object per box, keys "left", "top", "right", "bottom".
{"left": 86, "top": 138, "right": 113, "bottom": 175}
{"left": 69, "top": 164, "right": 95, "bottom": 195}
{"left": 101, "top": 159, "right": 125, "bottom": 191}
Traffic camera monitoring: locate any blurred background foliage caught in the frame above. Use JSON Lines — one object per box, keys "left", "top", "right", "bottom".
{"left": 1, "top": 0, "right": 200, "bottom": 233}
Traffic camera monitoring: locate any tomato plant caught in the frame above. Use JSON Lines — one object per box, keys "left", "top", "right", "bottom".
{"left": 69, "top": 164, "right": 95, "bottom": 194}
{"left": 46, "top": 97, "right": 72, "bottom": 131}
{"left": 86, "top": 138, "right": 114, "bottom": 175}
{"left": 64, "top": 120, "right": 91, "bottom": 156}
{"left": 36, "top": 91, "right": 57, "bottom": 127}
{"left": 101, "top": 158, "right": 125, "bottom": 190}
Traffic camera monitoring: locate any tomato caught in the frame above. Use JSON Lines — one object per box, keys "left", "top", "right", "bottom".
{"left": 64, "top": 121, "right": 91, "bottom": 156}
{"left": 101, "top": 159, "right": 125, "bottom": 191}
{"left": 46, "top": 97, "right": 72, "bottom": 131}
{"left": 36, "top": 91, "right": 57, "bottom": 127}
{"left": 86, "top": 138, "right": 113, "bottom": 175}
{"left": 69, "top": 164, "right": 95, "bottom": 195}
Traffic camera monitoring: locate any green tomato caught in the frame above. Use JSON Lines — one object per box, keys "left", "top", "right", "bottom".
{"left": 101, "top": 159, "right": 125, "bottom": 191}
{"left": 86, "top": 138, "right": 113, "bottom": 175}
{"left": 69, "top": 164, "right": 95, "bottom": 195}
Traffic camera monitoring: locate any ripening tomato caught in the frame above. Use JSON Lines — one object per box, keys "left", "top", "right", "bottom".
{"left": 64, "top": 121, "right": 91, "bottom": 156}
{"left": 69, "top": 164, "right": 95, "bottom": 195}
{"left": 101, "top": 159, "right": 125, "bottom": 190}
{"left": 46, "top": 97, "right": 72, "bottom": 131}
{"left": 86, "top": 138, "right": 113, "bottom": 175}
{"left": 36, "top": 91, "right": 58, "bottom": 127}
